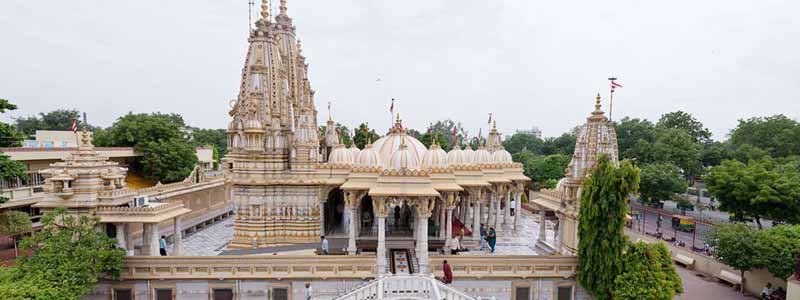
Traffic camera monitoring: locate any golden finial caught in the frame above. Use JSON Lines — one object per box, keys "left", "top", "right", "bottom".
{"left": 279, "top": 0, "right": 287, "bottom": 14}
{"left": 595, "top": 93, "right": 602, "bottom": 110}
{"left": 260, "top": 0, "right": 270, "bottom": 21}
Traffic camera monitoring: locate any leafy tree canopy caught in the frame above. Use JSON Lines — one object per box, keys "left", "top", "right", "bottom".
{"left": 616, "top": 117, "right": 657, "bottom": 160}
{"left": 656, "top": 110, "right": 712, "bottom": 144}
{"left": 638, "top": 163, "right": 688, "bottom": 206}
{"left": 0, "top": 99, "right": 24, "bottom": 147}
{"left": 706, "top": 223, "right": 764, "bottom": 293}
{"left": 729, "top": 115, "right": 800, "bottom": 158}
{"left": 578, "top": 155, "right": 640, "bottom": 300}
{"left": 14, "top": 109, "right": 97, "bottom": 135}
{"left": 0, "top": 208, "right": 125, "bottom": 300}
{"left": 0, "top": 154, "right": 26, "bottom": 182}
{"left": 93, "top": 112, "right": 186, "bottom": 147}
{"left": 352, "top": 123, "right": 381, "bottom": 149}
{"left": 650, "top": 128, "right": 703, "bottom": 177}
{"left": 139, "top": 139, "right": 199, "bottom": 183}
{"left": 0, "top": 99, "right": 17, "bottom": 113}
{"left": 503, "top": 132, "right": 544, "bottom": 155}
{"left": 758, "top": 225, "right": 800, "bottom": 280}
{"left": 613, "top": 242, "right": 683, "bottom": 300}
{"left": 189, "top": 128, "right": 227, "bottom": 158}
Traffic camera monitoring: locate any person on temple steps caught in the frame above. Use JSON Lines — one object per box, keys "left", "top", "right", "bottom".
{"left": 446, "top": 237, "right": 460, "bottom": 255}
{"left": 441, "top": 260, "right": 453, "bottom": 284}
{"left": 320, "top": 235, "right": 329, "bottom": 255}
{"left": 487, "top": 227, "right": 497, "bottom": 253}
{"left": 159, "top": 235, "right": 167, "bottom": 256}
{"left": 479, "top": 224, "right": 489, "bottom": 253}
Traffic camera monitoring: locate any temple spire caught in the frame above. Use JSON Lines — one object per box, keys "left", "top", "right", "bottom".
{"left": 260, "top": 0, "right": 270, "bottom": 21}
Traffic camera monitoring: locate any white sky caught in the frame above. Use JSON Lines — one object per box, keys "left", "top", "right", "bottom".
{"left": 1, "top": 0, "right": 798, "bottom": 140}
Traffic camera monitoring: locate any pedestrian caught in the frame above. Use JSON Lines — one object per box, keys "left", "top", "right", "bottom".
{"left": 457, "top": 227, "right": 465, "bottom": 250}
{"left": 304, "top": 282, "right": 313, "bottom": 300}
{"left": 762, "top": 282, "right": 773, "bottom": 299}
{"left": 441, "top": 260, "right": 453, "bottom": 284}
{"left": 320, "top": 236, "right": 329, "bottom": 255}
{"left": 479, "top": 224, "right": 488, "bottom": 252}
{"left": 446, "top": 237, "right": 460, "bottom": 255}
{"left": 487, "top": 227, "right": 497, "bottom": 253}
{"left": 159, "top": 235, "right": 167, "bottom": 256}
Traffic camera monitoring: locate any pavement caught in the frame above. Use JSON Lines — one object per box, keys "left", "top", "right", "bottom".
{"left": 178, "top": 217, "right": 233, "bottom": 256}
{"left": 675, "top": 266, "right": 757, "bottom": 300}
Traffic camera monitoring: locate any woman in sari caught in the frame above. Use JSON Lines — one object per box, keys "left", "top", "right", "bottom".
{"left": 487, "top": 227, "right": 497, "bottom": 253}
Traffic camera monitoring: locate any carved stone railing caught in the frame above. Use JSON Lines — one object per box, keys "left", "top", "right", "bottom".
{"left": 120, "top": 255, "right": 378, "bottom": 280}
{"left": 96, "top": 201, "right": 184, "bottom": 214}
{"left": 119, "top": 255, "right": 577, "bottom": 281}
{"left": 333, "top": 274, "right": 490, "bottom": 300}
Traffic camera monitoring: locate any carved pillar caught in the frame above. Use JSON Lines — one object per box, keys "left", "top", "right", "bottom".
{"left": 141, "top": 223, "right": 152, "bottom": 256}
{"left": 445, "top": 208, "right": 453, "bottom": 240}
{"left": 504, "top": 189, "right": 512, "bottom": 225}
{"left": 115, "top": 223, "right": 127, "bottom": 254}
{"left": 438, "top": 202, "right": 446, "bottom": 239}
{"left": 346, "top": 192, "right": 358, "bottom": 255}
{"left": 373, "top": 198, "right": 388, "bottom": 276}
{"left": 487, "top": 193, "right": 495, "bottom": 227}
{"left": 514, "top": 190, "right": 523, "bottom": 229}
{"left": 319, "top": 200, "right": 325, "bottom": 235}
{"left": 472, "top": 198, "right": 480, "bottom": 240}
{"left": 125, "top": 224, "right": 135, "bottom": 256}
{"left": 417, "top": 199, "right": 433, "bottom": 274}
{"left": 464, "top": 200, "right": 472, "bottom": 232}
{"left": 173, "top": 217, "right": 183, "bottom": 256}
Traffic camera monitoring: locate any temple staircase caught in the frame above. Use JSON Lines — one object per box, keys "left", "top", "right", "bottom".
{"left": 331, "top": 274, "right": 492, "bottom": 300}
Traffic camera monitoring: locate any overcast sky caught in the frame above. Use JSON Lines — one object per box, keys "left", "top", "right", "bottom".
{"left": 1, "top": 0, "right": 798, "bottom": 140}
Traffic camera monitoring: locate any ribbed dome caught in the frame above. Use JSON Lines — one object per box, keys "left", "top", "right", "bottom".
{"left": 473, "top": 146, "right": 492, "bottom": 164}
{"left": 422, "top": 143, "right": 448, "bottom": 168}
{"left": 491, "top": 146, "right": 513, "bottom": 163}
{"left": 389, "top": 142, "right": 420, "bottom": 170}
{"left": 462, "top": 148, "right": 476, "bottom": 164}
{"left": 447, "top": 146, "right": 466, "bottom": 165}
{"left": 243, "top": 119, "right": 263, "bottom": 130}
{"left": 228, "top": 120, "right": 243, "bottom": 131}
{"left": 372, "top": 132, "right": 426, "bottom": 167}
{"left": 348, "top": 143, "right": 361, "bottom": 159}
{"left": 328, "top": 144, "right": 353, "bottom": 165}
{"left": 355, "top": 144, "right": 382, "bottom": 168}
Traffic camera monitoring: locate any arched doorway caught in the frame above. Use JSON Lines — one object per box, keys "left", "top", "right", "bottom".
{"left": 324, "top": 188, "right": 345, "bottom": 234}
{"left": 359, "top": 196, "right": 374, "bottom": 236}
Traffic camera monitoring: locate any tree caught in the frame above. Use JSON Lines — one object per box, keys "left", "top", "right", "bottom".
{"left": 729, "top": 115, "right": 800, "bottom": 158}
{"left": 701, "top": 141, "right": 732, "bottom": 167}
{"left": 656, "top": 111, "right": 712, "bottom": 143}
{"left": 578, "top": 156, "right": 640, "bottom": 300}
{"left": 0, "top": 208, "right": 125, "bottom": 300}
{"left": 731, "top": 143, "right": 769, "bottom": 163}
{"left": 503, "top": 132, "right": 544, "bottom": 155}
{"left": 418, "top": 131, "right": 450, "bottom": 151}
{"left": 0, "top": 154, "right": 26, "bottom": 183}
{"left": 705, "top": 159, "right": 800, "bottom": 227}
{"left": 317, "top": 123, "right": 352, "bottom": 147}
{"left": 613, "top": 242, "right": 683, "bottom": 300}
{"left": 706, "top": 223, "right": 764, "bottom": 293}
{"left": 615, "top": 117, "right": 657, "bottom": 161}
{"left": 352, "top": 123, "right": 381, "bottom": 149}
{"left": 541, "top": 132, "right": 576, "bottom": 156}
{"left": 650, "top": 128, "right": 703, "bottom": 177}
{"left": 0, "top": 211, "right": 32, "bottom": 257}
{"left": 190, "top": 128, "right": 227, "bottom": 158}
{"left": 138, "top": 139, "right": 198, "bottom": 183}
{"left": 92, "top": 113, "right": 186, "bottom": 147}
{"left": 0, "top": 99, "right": 25, "bottom": 147}
{"left": 14, "top": 109, "right": 97, "bottom": 135}
{"left": 758, "top": 225, "right": 800, "bottom": 280}
{"left": 638, "top": 163, "right": 688, "bottom": 206}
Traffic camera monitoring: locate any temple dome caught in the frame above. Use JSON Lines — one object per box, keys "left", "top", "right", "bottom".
{"left": 328, "top": 144, "right": 353, "bottom": 165}
{"left": 447, "top": 146, "right": 466, "bottom": 165}
{"left": 491, "top": 146, "right": 513, "bottom": 163}
{"left": 348, "top": 143, "right": 361, "bottom": 159}
{"left": 422, "top": 143, "right": 448, "bottom": 168}
{"left": 388, "top": 141, "right": 420, "bottom": 170}
{"left": 372, "top": 132, "right": 426, "bottom": 167}
{"left": 462, "top": 147, "right": 476, "bottom": 164}
{"left": 243, "top": 119, "right": 263, "bottom": 130}
{"left": 228, "top": 119, "right": 243, "bottom": 131}
{"left": 355, "top": 144, "right": 382, "bottom": 168}
{"left": 473, "top": 146, "right": 492, "bottom": 164}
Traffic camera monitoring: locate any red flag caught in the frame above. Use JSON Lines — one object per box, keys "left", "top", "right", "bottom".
{"left": 611, "top": 81, "right": 623, "bottom": 89}
{"left": 70, "top": 119, "right": 78, "bottom": 133}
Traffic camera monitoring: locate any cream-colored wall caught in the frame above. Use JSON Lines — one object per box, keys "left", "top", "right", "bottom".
{"left": 195, "top": 147, "right": 214, "bottom": 163}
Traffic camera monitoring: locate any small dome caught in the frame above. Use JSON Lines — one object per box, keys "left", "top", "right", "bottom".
{"left": 447, "top": 146, "right": 466, "bottom": 165}
{"left": 389, "top": 142, "right": 420, "bottom": 170}
{"left": 491, "top": 146, "right": 513, "bottom": 163}
{"left": 462, "top": 147, "right": 476, "bottom": 164}
{"left": 355, "top": 144, "right": 382, "bottom": 168}
{"left": 244, "top": 119, "right": 263, "bottom": 130}
{"left": 328, "top": 144, "right": 353, "bottom": 165}
{"left": 473, "top": 146, "right": 492, "bottom": 164}
{"left": 348, "top": 143, "right": 361, "bottom": 159}
{"left": 228, "top": 120, "right": 243, "bottom": 131}
{"left": 422, "top": 143, "right": 448, "bottom": 168}
{"left": 372, "top": 132, "right": 426, "bottom": 167}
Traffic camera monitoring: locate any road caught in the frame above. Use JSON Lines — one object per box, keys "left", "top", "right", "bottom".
{"left": 628, "top": 203, "right": 715, "bottom": 250}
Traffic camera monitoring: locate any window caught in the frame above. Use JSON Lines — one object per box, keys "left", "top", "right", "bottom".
{"left": 113, "top": 289, "right": 132, "bottom": 300}
{"left": 212, "top": 288, "right": 234, "bottom": 300}
{"left": 155, "top": 288, "right": 173, "bottom": 300}
{"left": 515, "top": 286, "right": 531, "bottom": 300}
{"left": 557, "top": 286, "right": 573, "bottom": 300}
{"left": 272, "top": 287, "right": 289, "bottom": 300}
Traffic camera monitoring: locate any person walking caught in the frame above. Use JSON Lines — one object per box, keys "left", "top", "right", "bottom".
{"left": 441, "top": 260, "right": 453, "bottom": 284}
{"left": 159, "top": 235, "right": 168, "bottom": 256}
{"left": 320, "top": 236, "right": 329, "bottom": 255}
{"left": 479, "top": 224, "right": 488, "bottom": 252}
{"left": 304, "top": 282, "right": 313, "bottom": 300}
{"left": 487, "top": 227, "right": 497, "bottom": 253}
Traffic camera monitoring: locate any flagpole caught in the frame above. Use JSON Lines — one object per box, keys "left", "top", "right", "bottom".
{"left": 608, "top": 77, "right": 617, "bottom": 121}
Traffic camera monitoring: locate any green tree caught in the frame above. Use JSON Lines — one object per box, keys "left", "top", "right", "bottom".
{"left": 706, "top": 223, "right": 764, "bottom": 293}
{"left": 541, "top": 132, "right": 577, "bottom": 156}
{"left": 758, "top": 225, "right": 800, "bottom": 280}
{"left": 615, "top": 117, "right": 657, "bottom": 160}
{"left": 352, "top": 123, "right": 381, "bottom": 149}
{"left": 650, "top": 128, "right": 703, "bottom": 177}
{"left": 14, "top": 109, "right": 97, "bottom": 135}
{"left": 0, "top": 210, "right": 32, "bottom": 257}
{"left": 0, "top": 208, "right": 125, "bottom": 300}
{"left": 189, "top": 128, "right": 227, "bottom": 158}
{"left": 92, "top": 112, "right": 186, "bottom": 147}
{"left": 138, "top": 139, "right": 198, "bottom": 183}
{"left": 729, "top": 115, "right": 800, "bottom": 158}
{"left": 578, "top": 155, "right": 640, "bottom": 300}
{"left": 613, "top": 242, "right": 683, "bottom": 300}
{"left": 656, "top": 111, "right": 712, "bottom": 143}
{"left": 731, "top": 143, "right": 769, "bottom": 163}
{"left": 0, "top": 99, "right": 25, "bottom": 147}
{"left": 701, "top": 141, "right": 732, "bottom": 167}
{"left": 638, "top": 163, "right": 688, "bottom": 206}
{"left": 0, "top": 154, "right": 26, "bottom": 183}
{"left": 503, "top": 132, "right": 544, "bottom": 155}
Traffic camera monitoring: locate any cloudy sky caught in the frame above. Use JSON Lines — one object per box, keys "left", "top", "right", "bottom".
{"left": 1, "top": 0, "right": 798, "bottom": 139}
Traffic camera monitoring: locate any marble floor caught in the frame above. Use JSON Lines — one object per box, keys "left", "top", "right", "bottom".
{"left": 178, "top": 217, "right": 233, "bottom": 256}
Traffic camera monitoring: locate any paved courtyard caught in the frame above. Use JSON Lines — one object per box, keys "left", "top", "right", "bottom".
{"left": 179, "top": 218, "right": 233, "bottom": 256}
{"left": 460, "top": 208, "right": 554, "bottom": 256}
{"left": 675, "top": 266, "right": 756, "bottom": 300}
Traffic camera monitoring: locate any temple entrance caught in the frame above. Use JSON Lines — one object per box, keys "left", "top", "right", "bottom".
{"left": 388, "top": 204, "right": 415, "bottom": 236}
{"left": 324, "top": 188, "right": 345, "bottom": 235}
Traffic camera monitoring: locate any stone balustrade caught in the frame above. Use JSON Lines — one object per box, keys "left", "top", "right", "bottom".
{"left": 96, "top": 202, "right": 183, "bottom": 214}
{"left": 334, "top": 274, "right": 489, "bottom": 300}
{"left": 119, "top": 255, "right": 577, "bottom": 281}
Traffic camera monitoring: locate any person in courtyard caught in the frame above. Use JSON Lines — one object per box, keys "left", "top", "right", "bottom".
{"left": 441, "top": 260, "right": 453, "bottom": 284}
{"left": 446, "top": 237, "right": 460, "bottom": 255}
{"left": 320, "top": 236, "right": 329, "bottom": 255}
{"left": 479, "top": 224, "right": 488, "bottom": 252}
{"left": 304, "top": 282, "right": 313, "bottom": 300}
{"left": 159, "top": 235, "right": 167, "bottom": 256}
{"left": 457, "top": 227, "right": 465, "bottom": 250}
{"left": 487, "top": 227, "right": 497, "bottom": 253}
{"left": 762, "top": 283, "right": 773, "bottom": 299}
